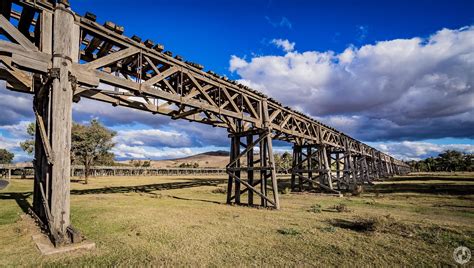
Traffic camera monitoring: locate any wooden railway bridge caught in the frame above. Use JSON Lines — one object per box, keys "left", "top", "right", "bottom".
{"left": 0, "top": 0, "right": 409, "bottom": 246}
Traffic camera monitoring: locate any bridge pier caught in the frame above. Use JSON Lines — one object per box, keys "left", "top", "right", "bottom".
{"left": 290, "top": 144, "right": 339, "bottom": 194}
{"left": 226, "top": 129, "right": 280, "bottom": 209}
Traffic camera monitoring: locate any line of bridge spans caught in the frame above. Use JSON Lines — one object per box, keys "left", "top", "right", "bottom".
{"left": 0, "top": 0, "right": 409, "bottom": 246}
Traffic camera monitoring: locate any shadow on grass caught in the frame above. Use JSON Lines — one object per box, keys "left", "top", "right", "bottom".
{"left": 329, "top": 218, "right": 373, "bottom": 232}
{"left": 165, "top": 195, "right": 223, "bottom": 205}
{"left": 0, "top": 192, "right": 32, "bottom": 214}
{"left": 367, "top": 183, "right": 474, "bottom": 195}
{"left": 362, "top": 174, "right": 474, "bottom": 195}
{"left": 387, "top": 176, "right": 474, "bottom": 182}
{"left": 70, "top": 178, "right": 227, "bottom": 195}
{"left": 0, "top": 178, "right": 229, "bottom": 213}
{"left": 0, "top": 179, "right": 9, "bottom": 190}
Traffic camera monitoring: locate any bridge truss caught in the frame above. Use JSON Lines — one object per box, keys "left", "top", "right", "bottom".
{"left": 0, "top": 0, "right": 409, "bottom": 246}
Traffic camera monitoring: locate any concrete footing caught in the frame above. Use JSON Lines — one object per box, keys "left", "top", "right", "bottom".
{"left": 32, "top": 234, "right": 95, "bottom": 256}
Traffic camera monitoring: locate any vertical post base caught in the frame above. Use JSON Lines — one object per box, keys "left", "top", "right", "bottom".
{"left": 226, "top": 129, "right": 280, "bottom": 209}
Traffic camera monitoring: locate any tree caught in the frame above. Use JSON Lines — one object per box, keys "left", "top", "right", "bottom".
{"left": 275, "top": 152, "right": 292, "bottom": 173}
{"left": 20, "top": 122, "right": 35, "bottom": 155}
{"left": 71, "top": 119, "right": 116, "bottom": 184}
{"left": 438, "top": 150, "right": 464, "bottom": 172}
{"left": 407, "top": 150, "right": 473, "bottom": 172}
{"left": 0, "top": 149, "right": 14, "bottom": 164}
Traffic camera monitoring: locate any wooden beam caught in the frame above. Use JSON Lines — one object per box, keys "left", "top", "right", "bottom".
{"left": 0, "top": 14, "right": 37, "bottom": 51}
{"left": 85, "top": 47, "right": 139, "bottom": 70}
{"left": 142, "top": 66, "right": 178, "bottom": 86}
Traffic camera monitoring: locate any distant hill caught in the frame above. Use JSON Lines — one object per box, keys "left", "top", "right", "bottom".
{"left": 148, "top": 151, "right": 230, "bottom": 168}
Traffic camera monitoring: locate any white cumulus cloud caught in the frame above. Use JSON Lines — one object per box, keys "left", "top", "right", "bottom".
{"left": 369, "top": 141, "right": 474, "bottom": 161}
{"left": 230, "top": 26, "right": 474, "bottom": 142}
{"left": 271, "top": 38, "right": 296, "bottom": 52}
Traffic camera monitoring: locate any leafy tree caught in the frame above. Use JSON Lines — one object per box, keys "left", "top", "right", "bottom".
{"left": 0, "top": 148, "right": 14, "bottom": 164}
{"left": 142, "top": 160, "right": 151, "bottom": 167}
{"left": 407, "top": 150, "right": 473, "bottom": 172}
{"left": 178, "top": 162, "right": 199, "bottom": 168}
{"left": 438, "top": 150, "right": 464, "bottom": 171}
{"left": 130, "top": 159, "right": 143, "bottom": 167}
{"left": 71, "top": 119, "right": 116, "bottom": 184}
{"left": 20, "top": 122, "right": 35, "bottom": 155}
{"left": 275, "top": 152, "right": 292, "bottom": 173}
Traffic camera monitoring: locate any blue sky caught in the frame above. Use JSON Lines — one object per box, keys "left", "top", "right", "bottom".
{"left": 71, "top": 0, "right": 474, "bottom": 75}
{"left": 1, "top": 0, "right": 473, "bottom": 162}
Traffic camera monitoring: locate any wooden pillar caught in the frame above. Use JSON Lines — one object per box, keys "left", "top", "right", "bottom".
{"left": 291, "top": 145, "right": 302, "bottom": 191}
{"left": 260, "top": 137, "right": 268, "bottom": 206}
{"left": 266, "top": 131, "right": 280, "bottom": 210}
{"left": 247, "top": 135, "right": 254, "bottom": 206}
{"left": 297, "top": 146, "right": 302, "bottom": 190}
{"left": 290, "top": 146, "right": 297, "bottom": 190}
{"left": 234, "top": 135, "right": 241, "bottom": 205}
{"left": 321, "top": 145, "right": 333, "bottom": 189}
{"left": 49, "top": 3, "right": 77, "bottom": 241}
{"left": 307, "top": 146, "right": 312, "bottom": 183}
{"left": 32, "top": 4, "right": 79, "bottom": 246}
{"left": 226, "top": 136, "right": 235, "bottom": 204}
{"left": 336, "top": 152, "right": 341, "bottom": 189}
{"left": 343, "top": 140, "right": 356, "bottom": 189}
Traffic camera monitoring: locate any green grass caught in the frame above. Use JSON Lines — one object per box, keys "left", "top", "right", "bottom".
{"left": 0, "top": 173, "right": 473, "bottom": 266}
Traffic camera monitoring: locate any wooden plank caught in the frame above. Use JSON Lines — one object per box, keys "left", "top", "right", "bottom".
{"left": 0, "top": 57, "right": 32, "bottom": 91}
{"left": 12, "top": 53, "right": 49, "bottom": 73}
{"left": 0, "top": 40, "right": 50, "bottom": 61}
{"left": 39, "top": 11, "right": 53, "bottom": 54}
{"left": 142, "top": 66, "right": 178, "bottom": 86}
{"left": 85, "top": 47, "right": 139, "bottom": 70}
{"left": 243, "top": 95, "right": 258, "bottom": 119}
{"left": 71, "top": 64, "right": 100, "bottom": 87}
{"left": 33, "top": 109, "right": 54, "bottom": 165}
{"left": 221, "top": 87, "right": 240, "bottom": 113}
{"left": 172, "top": 108, "right": 201, "bottom": 119}
{"left": 0, "top": 14, "right": 37, "bottom": 51}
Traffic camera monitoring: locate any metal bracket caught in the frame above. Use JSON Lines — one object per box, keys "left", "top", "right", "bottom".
{"left": 68, "top": 72, "right": 77, "bottom": 89}
{"left": 49, "top": 68, "right": 60, "bottom": 79}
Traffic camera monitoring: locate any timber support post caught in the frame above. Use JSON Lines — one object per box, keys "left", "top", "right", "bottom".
{"left": 31, "top": 1, "right": 80, "bottom": 247}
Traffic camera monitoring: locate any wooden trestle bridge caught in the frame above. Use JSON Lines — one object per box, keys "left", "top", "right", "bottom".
{"left": 0, "top": 0, "right": 409, "bottom": 246}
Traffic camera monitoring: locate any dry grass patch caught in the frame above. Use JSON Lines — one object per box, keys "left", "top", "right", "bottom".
{"left": 0, "top": 173, "right": 473, "bottom": 266}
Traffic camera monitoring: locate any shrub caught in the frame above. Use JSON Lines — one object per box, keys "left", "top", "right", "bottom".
{"left": 212, "top": 187, "right": 227, "bottom": 194}
{"left": 277, "top": 228, "right": 300, "bottom": 236}
{"left": 282, "top": 187, "right": 291, "bottom": 194}
{"left": 332, "top": 203, "right": 351, "bottom": 212}
{"left": 352, "top": 185, "right": 363, "bottom": 196}
{"left": 308, "top": 204, "right": 322, "bottom": 213}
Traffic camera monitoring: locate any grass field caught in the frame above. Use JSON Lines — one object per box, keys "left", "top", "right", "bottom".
{"left": 0, "top": 173, "right": 473, "bottom": 266}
